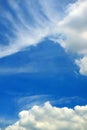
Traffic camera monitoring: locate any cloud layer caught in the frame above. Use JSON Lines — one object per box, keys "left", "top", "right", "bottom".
{"left": 5, "top": 102, "right": 87, "bottom": 130}
{"left": 0, "top": 0, "right": 87, "bottom": 75}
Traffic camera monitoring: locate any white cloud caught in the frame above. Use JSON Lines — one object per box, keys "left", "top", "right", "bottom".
{"left": 58, "top": 0, "right": 87, "bottom": 54}
{"left": 0, "top": 66, "right": 38, "bottom": 75}
{"left": 75, "top": 56, "right": 87, "bottom": 75}
{"left": 5, "top": 102, "right": 87, "bottom": 130}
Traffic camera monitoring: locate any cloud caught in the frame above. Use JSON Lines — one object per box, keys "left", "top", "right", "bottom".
{"left": 58, "top": 0, "right": 87, "bottom": 54}
{"left": 5, "top": 102, "right": 87, "bottom": 130}
{"left": 0, "top": 0, "right": 87, "bottom": 75}
{"left": 75, "top": 56, "right": 87, "bottom": 75}
{"left": 0, "top": 67, "right": 38, "bottom": 75}
{"left": 17, "top": 95, "right": 50, "bottom": 110}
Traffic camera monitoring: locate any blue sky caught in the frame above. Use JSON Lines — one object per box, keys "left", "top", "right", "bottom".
{"left": 0, "top": 0, "right": 87, "bottom": 130}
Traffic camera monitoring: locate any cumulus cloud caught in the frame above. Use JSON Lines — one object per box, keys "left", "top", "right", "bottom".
{"left": 58, "top": 0, "right": 87, "bottom": 54}
{"left": 5, "top": 102, "right": 87, "bottom": 130}
{"left": 0, "top": 0, "right": 87, "bottom": 75}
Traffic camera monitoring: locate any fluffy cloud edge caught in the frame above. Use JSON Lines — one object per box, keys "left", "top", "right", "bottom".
{"left": 75, "top": 56, "right": 87, "bottom": 75}
{"left": 5, "top": 102, "right": 87, "bottom": 130}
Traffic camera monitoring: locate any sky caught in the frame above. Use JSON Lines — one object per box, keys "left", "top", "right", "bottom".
{"left": 0, "top": 0, "right": 87, "bottom": 129}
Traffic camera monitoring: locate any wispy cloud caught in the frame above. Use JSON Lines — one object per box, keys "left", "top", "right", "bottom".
{"left": 17, "top": 95, "right": 51, "bottom": 110}
{"left": 15, "top": 95, "right": 86, "bottom": 111}
{"left": 0, "top": 67, "right": 38, "bottom": 75}
{"left": 56, "top": 96, "right": 85, "bottom": 106}
{"left": 1, "top": 0, "right": 63, "bottom": 56}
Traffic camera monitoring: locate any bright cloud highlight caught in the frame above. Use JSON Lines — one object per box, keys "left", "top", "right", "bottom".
{"left": 5, "top": 102, "right": 87, "bottom": 130}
